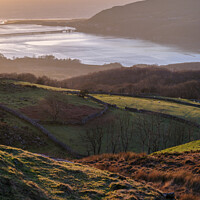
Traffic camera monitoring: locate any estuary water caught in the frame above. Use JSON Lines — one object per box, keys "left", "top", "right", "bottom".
{"left": 0, "top": 24, "right": 200, "bottom": 66}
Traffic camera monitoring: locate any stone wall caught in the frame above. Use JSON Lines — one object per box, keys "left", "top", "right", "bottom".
{"left": 89, "top": 92, "right": 200, "bottom": 108}
{"left": 0, "top": 104, "right": 82, "bottom": 157}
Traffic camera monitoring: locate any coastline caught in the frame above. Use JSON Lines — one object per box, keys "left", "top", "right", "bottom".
{"left": 2, "top": 19, "right": 200, "bottom": 54}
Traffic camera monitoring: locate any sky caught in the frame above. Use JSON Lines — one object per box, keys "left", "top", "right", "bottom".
{"left": 0, "top": 0, "right": 140, "bottom": 19}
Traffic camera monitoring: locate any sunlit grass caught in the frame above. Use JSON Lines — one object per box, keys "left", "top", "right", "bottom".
{"left": 92, "top": 94, "right": 200, "bottom": 123}
{"left": 15, "top": 81, "right": 80, "bottom": 92}
{"left": 0, "top": 145, "right": 163, "bottom": 200}
{"left": 155, "top": 140, "right": 200, "bottom": 154}
{"left": 0, "top": 80, "right": 99, "bottom": 109}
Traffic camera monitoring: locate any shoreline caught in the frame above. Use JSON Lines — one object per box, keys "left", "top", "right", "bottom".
{"left": 2, "top": 19, "right": 200, "bottom": 54}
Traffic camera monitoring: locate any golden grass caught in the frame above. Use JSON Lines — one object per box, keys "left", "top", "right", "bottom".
{"left": 0, "top": 145, "right": 165, "bottom": 200}
{"left": 93, "top": 94, "right": 200, "bottom": 123}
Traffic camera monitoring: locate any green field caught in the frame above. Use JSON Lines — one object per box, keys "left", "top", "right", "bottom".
{"left": 92, "top": 94, "right": 200, "bottom": 124}
{"left": 0, "top": 108, "right": 67, "bottom": 158}
{"left": 0, "top": 80, "right": 199, "bottom": 157}
{"left": 147, "top": 95, "right": 200, "bottom": 106}
{"left": 43, "top": 109, "right": 142, "bottom": 155}
{"left": 15, "top": 81, "right": 80, "bottom": 92}
{"left": 0, "top": 80, "right": 102, "bottom": 157}
{"left": 155, "top": 140, "right": 200, "bottom": 154}
{"left": 43, "top": 108, "right": 200, "bottom": 155}
{"left": 0, "top": 80, "right": 100, "bottom": 109}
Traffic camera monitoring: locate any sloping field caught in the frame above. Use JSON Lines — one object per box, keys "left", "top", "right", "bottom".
{"left": 0, "top": 106, "right": 67, "bottom": 158}
{"left": 92, "top": 94, "right": 200, "bottom": 124}
{"left": 1, "top": 80, "right": 199, "bottom": 156}
{"left": 0, "top": 80, "right": 99, "bottom": 110}
{"left": 77, "top": 151, "right": 200, "bottom": 199}
{"left": 0, "top": 145, "right": 166, "bottom": 200}
{"left": 156, "top": 140, "right": 200, "bottom": 154}
{"left": 0, "top": 80, "right": 104, "bottom": 157}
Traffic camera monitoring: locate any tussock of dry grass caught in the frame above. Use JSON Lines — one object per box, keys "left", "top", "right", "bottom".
{"left": 81, "top": 152, "right": 147, "bottom": 162}
{"left": 179, "top": 194, "right": 200, "bottom": 200}
{"left": 0, "top": 145, "right": 165, "bottom": 200}
{"left": 135, "top": 170, "right": 200, "bottom": 193}
{"left": 77, "top": 151, "right": 200, "bottom": 199}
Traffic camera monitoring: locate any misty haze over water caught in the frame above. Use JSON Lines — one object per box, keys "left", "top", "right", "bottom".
{"left": 0, "top": 24, "right": 200, "bottom": 66}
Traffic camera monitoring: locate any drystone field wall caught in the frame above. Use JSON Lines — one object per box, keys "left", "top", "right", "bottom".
{"left": 125, "top": 107, "right": 200, "bottom": 129}
{"left": 0, "top": 103, "right": 82, "bottom": 157}
{"left": 89, "top": 92, "right": 200, "bottom": 108}
{"left": 62, "top": 91, "right": 109, "bottom": 124}
{"left": 81, "top": 105, "right": 108, "bottom": 124}
{"left": 86, "top": 95, "right": 200, "bottom": 129}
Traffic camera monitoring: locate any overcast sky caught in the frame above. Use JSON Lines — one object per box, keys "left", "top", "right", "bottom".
{"left": 0, "top": 0, "right": 140, "bottom": 19}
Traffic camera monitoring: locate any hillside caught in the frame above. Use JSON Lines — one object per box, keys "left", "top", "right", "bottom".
{"left": 0, "top": 108, "right": 68, "bottom": 159}
{"left": 91, "top": 94, "right": 200, "bottom": 124}
{"left": 0, "top": 145, "right": 166, "bottom": 200}
{"left": 0, "top": 79, "right": 199, "bottom": 157}
{"left": 63, "top": 66, "right": 200, "bottom": 99}
{"left": 0, "top": 56, "right": 121, "bottom": 80}
{"left": 0, "top": 79, "right": 200, "bottom": 199}
{"left": 0, "top": 0, "right": 136, "bottom": 19}
{"left": 78, "top": 141, "right": 200, "bottom": 199}
{"left": 0, "top": 79, "right": 105, "bottom": 158}
{"left": 70, "top": 0, "right": 200, "bottom": 53}
{"left": 156, "top": 140, "right": 200, "bottom": 154}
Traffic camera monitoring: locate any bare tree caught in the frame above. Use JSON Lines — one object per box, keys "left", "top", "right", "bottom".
{"left": 81, "top": 124, "right": 104, "bottom": 155}
{"left": 117, "top": 113, "right": 135, "bottom": 152}
{"left": 136, "top": 115, "right": 164, "bottom": 154}
{"left": 136, "top": 115, "right": 150, "bottom": 153}
{"left": 105, "top": 121, "right": 121, "bottom": 154}
{"left": 44, "top": 92, "right": 67, "bottom": 121}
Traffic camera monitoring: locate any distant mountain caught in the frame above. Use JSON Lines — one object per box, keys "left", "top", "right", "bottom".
{"left": 0, "top": 0, "right": 137, "bottom": 19}
{"left": 72, "top": 0, "right": 200, "bottom": 52}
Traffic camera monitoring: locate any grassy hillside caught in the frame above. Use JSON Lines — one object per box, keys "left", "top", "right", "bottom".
{"left": 155, "top": 140, "right": 200, "bottom": 154}
{"left": 0, "top": 80, "right": 100, "bottom": 110}
{"left": 92, "top": 94, "right": 200, "bottom": 124}
{"left": 71, "top": 0, "right": 200, "bottom": 53}
{"left": 44, "top": 108, "right": 200, "bottom": 155}
{"left": 0, "top": 56, "right": 121, "bottom": 80}
{"left": 64, "top": 66, "right": 200, "bottom": 99}
{"left": 0, "top": 145, "right": 166, "bottom": 200}
{"left": 0, "top": 108, "right": 67, "bottom": 158}
{"left": 0, "top": 79, "right": 199, "bottom": 156}
{"left": 0, "top": 79, "right": 104, "bottom": 158}
{"left": 78, "top": 151, "right": 200, "bottom": 200}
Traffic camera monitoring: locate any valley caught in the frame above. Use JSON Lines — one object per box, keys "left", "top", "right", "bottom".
{"left": 0, "top": 0, "right": 200, "bottom": 199}
{"left": 0, "top": 78, "right": 200, "bottom": 199}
